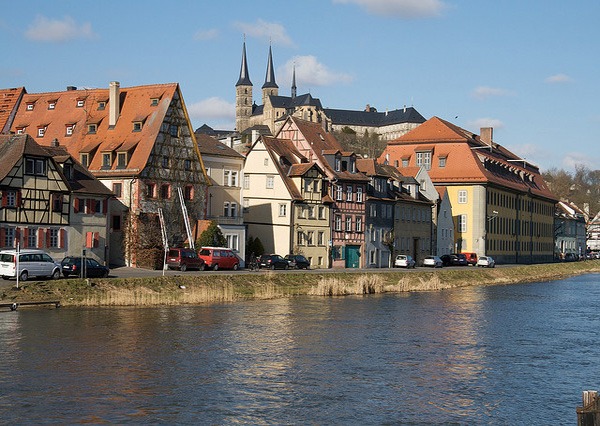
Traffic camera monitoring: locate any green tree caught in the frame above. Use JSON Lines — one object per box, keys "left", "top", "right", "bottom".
{"left": 195, "top": 221, "right": 226, "bottom": 249}
{"left": 246, "top": 236, "right": 265, "bottom": 257}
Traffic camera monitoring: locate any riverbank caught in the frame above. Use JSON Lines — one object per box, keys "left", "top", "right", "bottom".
{"left": 2, "top": 261, "right": 599, "bottom": 307}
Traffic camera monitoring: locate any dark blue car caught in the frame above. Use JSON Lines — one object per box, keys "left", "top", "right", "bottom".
{"left": 61, "top": 257, "right": 110, "bottom": 278}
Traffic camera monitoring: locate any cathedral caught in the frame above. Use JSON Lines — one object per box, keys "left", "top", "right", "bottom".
{"left": 235, "top": 42, "right": 426, "bottom": 140}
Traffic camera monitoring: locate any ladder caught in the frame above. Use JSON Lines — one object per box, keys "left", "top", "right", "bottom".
{"left": 158, "top": 208, "right": 168, "bottom": 274}
{"left": 177, "top": 187, "right": 195, "bottom": 251}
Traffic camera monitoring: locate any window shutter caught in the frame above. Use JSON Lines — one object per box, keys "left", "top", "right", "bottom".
{"left": 23, "top": 228, "right": 29, "bottom": 248}
{"left": 86, "top": 199, "right": 91, "bottom": 214}
{"left": 93, "top": 232, "right": 99, "bottom": 248}
{"left": 90, "top": 199, "right": 96, "bottom": 214}
{"left": 86, "top": 232, "right": 93, "bottom": 248}
{"left": 15, "top": 228, "right": 21, "bottom": 247}
{"left": 60, "top": 229, "right": 66, "bottom": 249}
{"left": 103, "top": 200, "right": 108, "bottom": 215}
{"left": 1, "top": 193, "right": 6, "bottom": 207}
{"left": 16, "top": 191, "right": 22, "bottom": 207}
{"left": 74, "top": 198, "right": 79, "bottom": 213}
{"left": 38, "top": 229, "right": 44, "bottom": 248}
{"left": 0, "top": 228, "right": 5, "bottom": 248}
{"left": 46, "top": 229, "right": 51, "bottom": 248}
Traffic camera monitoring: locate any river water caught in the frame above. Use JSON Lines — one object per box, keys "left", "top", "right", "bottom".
{"left": 0, "top": 274, "right": 599, "bottom": 424}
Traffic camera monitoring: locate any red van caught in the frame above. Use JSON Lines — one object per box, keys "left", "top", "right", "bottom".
{"left": 198, "top": 247, "right": 240, "bottom": 271}
{"left": 167, "top": 248, "right": 205, "bottom": 271}
{"left": 463, "top": 252, "right": 478, "bottom": 266}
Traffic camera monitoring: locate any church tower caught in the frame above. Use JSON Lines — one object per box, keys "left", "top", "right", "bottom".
{"left": 291, "top": 65, "right": 297, "bottom": 99}
{"left": 262, "top": 44, "right": 278, "bottom": 105}
{"left": 236, "top": 41, "right": 253, "bottom": 132}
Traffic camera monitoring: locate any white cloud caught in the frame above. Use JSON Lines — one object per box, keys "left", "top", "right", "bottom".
{"left": 467, "top": 118, "right": 505, "bottom": 130}
{"left": 278, "top": 56, "right": 353, "bottom": 88}
{"left": 505, "top": 143, "right": 550, "bottom": 160}
{"left": 332, "top": 0, "right": 446, "bottom": 18}
{"left": 545, "top": 73, "right": 571, "bottom": 83}
{"left": 233, "top": 19, "right": 293, "bottom": 47}
{"left": 188, "top": 97, "right": 235, "bottom": 126}
{"left": 25, "top": 15, "right": 98, "bottom": 43}
{"left": 193, "top": 28, "right": 218, "bottom": 41}
{"left": 471, "top": 86, "right": 515, "bottom": 101}
{"left": 562, "top": 152, "right": 598, "bottom": 169}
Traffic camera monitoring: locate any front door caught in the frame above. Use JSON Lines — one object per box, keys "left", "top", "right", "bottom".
{"left": 345, "top": 245, "right": 360, "bottom": 268}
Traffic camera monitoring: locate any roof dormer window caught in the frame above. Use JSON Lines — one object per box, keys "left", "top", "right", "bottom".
{"left": 335, "top": 156, "right": 341, "bottom": 172}
{"left": 150, "top": 98, "right": 159, "bottom": 107}
{"left": 101, "top": 152, "right": 113, "bottom": 169}
{"left": 37, "top": 126, "right": 46, "bottom": 137}
{"left": 26, "top": 102, "right": 34, "bottom": 111}
{"left": 62, "top": 163, "right": 73, "bottom": 180}
{"left": 97, "top": 101, "right": 106, "bottom": 111}
{"left": 65, "top": 124, "right": 75, "bottom": 136}
{"left": 117, "top": 152, "right": 128, "bottom": 168}
{"left": 48, "top": 101, "right": 56, "bottom": 110}
{"left": 16, "top": 127, "right": 25, "bottom": 134}
{"left": 132, "top": 121, "right": 142, "bottom": 132}
{"left": 87, "top": 123, "right": 97, "bottom": 134}
{"left": 76, "top": 99, "right": 85, "bottom": 107}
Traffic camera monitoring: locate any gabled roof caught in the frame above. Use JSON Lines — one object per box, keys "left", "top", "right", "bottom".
{"left": 0, "top": 134, "right": 49, "bottom": 181}
{"left": 324, "top": 106, "right": 425, "bottom": 127}
{"left": 0, "top": 87, "right": 26, "bottom": 134}
{"left": 259, "top": 136, "right": 304, "bottom": 200}
{"left": 10, "top": 83, "right": 181, "bottom": 176}
{"left": 195, "top": 133, "right": 244, "bottom": 159}
{"left": 381, "top": 116, "right": 557, "bottom": 201}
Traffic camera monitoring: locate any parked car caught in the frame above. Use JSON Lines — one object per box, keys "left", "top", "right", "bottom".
{"left": 259, "top": 254, "right": 289, "bottom": 270}
{"left": 564, "top": 252, "right": 577, "bottom": 262}
{"left": 453, "top": 253, "right": 468, "bottom": 266}
{"left": 394, "top": 255, "right": 416, "bottom": 268}
{"left": 61, "top": 256, "right": 110, "bottom": 278}
{"left": 422, "top": 255, "right": 443, "bottom": 268}
{"left": 440, "top": 254, "right": 459, "bottom": 266}
{"left": 284, "top": 254, "right": 310, "bottom": 269}
{"left": 463, "top": 252, "right": 478, "bottom": 266}
{"left": 477, "top": 256, "right": 496, "bottom": 268}
{"left": 166, "top": 248, "right": 205, "bottom": 271}
{"left": 198, "top": 247, "right": 240, "bottom": 271}
{"left": 0, "top": 249, "right": 61, "bottom": 281}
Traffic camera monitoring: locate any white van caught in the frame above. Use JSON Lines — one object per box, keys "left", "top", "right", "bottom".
{"left": 0, "top": 249, "right": 61, "bottom": 281}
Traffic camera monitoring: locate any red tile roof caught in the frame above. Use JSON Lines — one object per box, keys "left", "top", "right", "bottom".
{"left": 0, "top": 87, "right": 26, "bottom": 134}
{"left": 380, "top": 116, "right": 557, "bottom": 201}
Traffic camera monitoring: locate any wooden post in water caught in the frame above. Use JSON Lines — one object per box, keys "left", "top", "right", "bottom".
{"left": 577, "top": 391, "right": 599, "bottom": 426}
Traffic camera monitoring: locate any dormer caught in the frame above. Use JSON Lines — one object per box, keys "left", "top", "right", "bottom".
{"left": 26, "top": 101, "right": 35, "bottom": 111}
{"left": 115, "top": 140, "right": 139, "bottom": 169}
{"left": 76, "top": 97, "right": 86, "bottom": 108}
{"left": 47, "top": 99, "right": 58, "bottom": 110}
{"left": 97, "top": 99, "right": 107, "bottom": 111}
{"left": 86, "top": 118, "right": 102, "bottom": 134}
{"left": 15, "top": 126, "right": 26, "bottom": 135}
{"left": 150, "top": 97, "right": 160, "bottom": 107}
{"left": 101, "top": 151, "right": 113, "bottom": 169}
{"left": 132, "top": 114, "right": 148, "bottom": 132}
{"left": 335, "top": 155, "right": 341, "bottom": 172}
{"left": 65, "top": 123, "right": 76, "bottom": 136}
{"left": 37, "top": 125, "right": 48, "bottom": 138}
{"left": 61, "top": 160, "right": 74, "bottom": 180}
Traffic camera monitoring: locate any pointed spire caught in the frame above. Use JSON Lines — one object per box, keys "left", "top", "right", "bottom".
{"left": 291, "top": 64, "right": 297, "bottom": 99}
{"left": 236, "top": 39, "right": 252, "bottom": 87}
{"left": 262, "top": 44, "right": 278, "bottom": 89}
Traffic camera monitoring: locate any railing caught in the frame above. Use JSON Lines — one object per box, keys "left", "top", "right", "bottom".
{"left": 207, "top": 215, "right": 244, "bottom": 225}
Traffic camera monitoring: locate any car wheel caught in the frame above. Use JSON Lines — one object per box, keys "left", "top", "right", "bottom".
{"left": 233, "top": 263, "right": 239, "bottom": 271}
{"left": 51, "top": 269, "right": 61, "bottom": 280}
{"left": 200, "top": 263, "right": 206, "bottom": 271}
{"left": 284, "top": 264, "right": 289, "bottom": 270}
{"left": 180, "top": 264, "right": 187, "bottom": 272}
{"left": 271, "top": 264, "right": 275, "bottom": 270}
{"left": 20, "top": 270, "right": 28, "bottom": 281}
{"left": 213, "top": 264, "right": 219, "bottom": 271}
{"left": 103, "top": 270, "right": 109, "bottom": 278}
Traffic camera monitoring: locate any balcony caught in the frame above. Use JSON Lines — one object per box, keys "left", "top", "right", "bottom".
{"left": 207, "top": 215, "right": 244, "bottom": 226}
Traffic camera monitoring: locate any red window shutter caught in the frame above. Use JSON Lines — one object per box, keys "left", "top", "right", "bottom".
{"left": 86, "top": 199, "right": 91, "bottom": 214}
{"left": 74, "top": 198, "right": 79, "bottom": 213}
{"left": 90, "top": 199, "right": 96, "bottom": 214}
{"left": 1, "top": 193, "right": 6, "bottom": 207}
{"left": 93, "top": 232, "right": 99, "bottom": 248}
{"left": 86, "top": 232, "right": 93, "bottom": 248}
{"left": 60, "top": 229, "right": 66, "bottom": 249}
{"left": 15, "top": 228, "right": 21, "bottom": 247}
{"left": 23, "top": 228, "right": 29, "bottom": 248}
{"left": 103, "top": 199, "right": 108, "bottom": 215}
{"left": 38, "top": 229, "right": 44, "bottom": 248}
{"left": 0, "top": 228, "right": 5, "bottom": 248}
{"left": 16, "top": 191, "right": 21, "bottom": 207}
{"left": 46, "top": 229, "right": 51, "bottom": 248}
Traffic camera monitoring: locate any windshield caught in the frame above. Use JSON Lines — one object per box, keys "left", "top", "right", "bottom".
{"left": 0, "top": 254, "right": 14, "bottom": 262}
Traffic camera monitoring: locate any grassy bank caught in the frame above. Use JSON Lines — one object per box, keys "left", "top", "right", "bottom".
{"left": 2, "top": 261, "right": 599, "bottom": 308}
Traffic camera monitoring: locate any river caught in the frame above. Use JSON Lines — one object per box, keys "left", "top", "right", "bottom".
{"left": 0, "top": 274, "right": 599, "bottom": 424}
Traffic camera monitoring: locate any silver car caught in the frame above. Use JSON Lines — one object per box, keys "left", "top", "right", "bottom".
{"left": 422, "top": 256, "right": 443, "bottom": 268}
{"left": 477, "top": 256, "right": 496, "bottom": 268}
{"left": 394, "top": 255, "right": 416, "bottom": 268}
{"left": 0, "top": 249, "right": 62, "bottom": 281}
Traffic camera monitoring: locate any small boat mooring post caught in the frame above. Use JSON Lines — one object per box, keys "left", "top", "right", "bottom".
{"left": 577, "top": 390, "right": 599, "bottom": 426}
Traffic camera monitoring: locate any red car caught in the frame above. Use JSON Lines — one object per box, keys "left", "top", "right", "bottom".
{"left": 167, "top": 248, "right": 205, "bottom": 271}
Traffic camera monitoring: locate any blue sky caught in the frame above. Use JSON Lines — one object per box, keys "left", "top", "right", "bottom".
{"left": 2, "top": 0, "right": 598, "bottom": 172}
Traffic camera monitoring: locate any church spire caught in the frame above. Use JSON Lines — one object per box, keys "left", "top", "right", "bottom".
{"left": 291, "top": 64, "right": 297, "bottom": 99}
{"left": 262, "top": 44, "right": 278, "bottom": 89}
{"left": 236, "top": 39, "right": 252, "bottom": 87}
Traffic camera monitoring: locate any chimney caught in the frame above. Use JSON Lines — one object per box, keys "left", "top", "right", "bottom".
{"left": 109, "top": 81, "right": 120, "bottom": 127}
{"left": 403, "top": 105, "right": 406, "bottom": 113}
{"left": 480, "top": 127, "right": 493, "bottom": 145}
{"left": 251, "top": 129, "right": 259, "bottom": 144}
{"left": 66, "top": 86, "right": 77, "bottom": 91}
{"left": 365, "top": 104, "right": 370, "bottom": 112}
{"left": 51, "top": 138, "right": 59, "bottom": 147}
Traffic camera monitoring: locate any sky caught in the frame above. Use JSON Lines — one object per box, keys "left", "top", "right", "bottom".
{"left": 2, "top": 0, "right": 599, "bottom": 172}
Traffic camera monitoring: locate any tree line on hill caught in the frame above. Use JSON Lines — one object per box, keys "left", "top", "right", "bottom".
{"left": 542, "top": 165, "right": 600, "bottom": 216}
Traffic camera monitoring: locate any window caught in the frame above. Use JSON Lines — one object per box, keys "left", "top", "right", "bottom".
{"left": 266, "top": 176, "right": 274, "bottom": 189}
{"left": 356, "top": 186, "right": 363, "bottom": 202}
{"left": 304, "top": 178, "right": 312, "bottom": 192}
{"left": 335, "top": 215, "right": 342, "bottom": 231}
{"left": 356, "top": 216, "right": 362, "bottom": 232}
{"left": 244, "top": 175, "right": 250, "bottom": 189}
{"left": 184, "top": 159, "right": 191, "bottom": 170}
{"left": 161, "top": 184, "right": 170, "bottom": 199}
{"left": 77, "top": 99, "right": 85, "bottom": 107}
{"left": 37, "top": 127, "right": 45, "bottom": 137}
{"left": 350, "top": 158, "right": 356, "bottom": 173}
{"left": 150, "top": 98, "right": 159, "bottom": 107}
{"left": 112, "top": 183, "right": 122, "bottom": 198}
{"left": 336, "top": 185, "right": 343, "bottom": 201}
{"left": 87, "top": 124, "right": 97, "bottom": 134}
{"left": 102, "top": 153, "right": 112, "bottom": 168}
{"left": 416, "top": 151, "right": 431, "bottom": 170}
{"left": 133, "top": 122, "right": 142, "bottom": 132}
{"left": 335, "top": 157, "right": 341, "bottom": 172}
{"left": 318, "top": 206, "right": 326, "bottom": 220}
{"left": 345, "top": 216, "right": 352, "bottom": 231}
{"left": 146, "top": 183, "right": 156, "bottom": 198}
{"left": 48, "top": 101, "right": 56, "bottom": 110}
{"left": 28, "top": 227, "right": 37, "bottom": 247}
{"left": 318, "top": 231, "right": 324, "bottom": 246}
{"left": 243, "top": 198, "right": 249, "bottom": 212}
{"left": 230, "top": 202, "right": 237, "bottom": 217}
{"left": 306, "top": 231, "right": 314, "bottom": 246}
{"left": 402, "top": 158, "right": 409, "bottom": 167}
{"left": 66, "top": 124, "right": 75, "bottom": 136}
{"left": 458, "top": 190, "right": 467, "bottom": 204}
{"left": 4, "top": 228, "right": 15, "bottom": 248}
{"left": 26, "top": 103, "right": 34, "bottom": 111}
{"left": 264, "top": 158, "right": 269, "bottom": 166}
{"left": 5, "top": 191, "right": 16, "bottom": 207}
{"left": 346, "top": 185, "right": 353, "bottom": 202}
{"left": 98, "top": 101, "right": 106, "bottom": 110}
{"left": 394, "top": 160, "right": 399, "bottom": 167}
{"left": 170, "top": 125, "right": 179, "bottom": 137}
{"left": 162, "top": 156, "right": 170, "bottom": 168}
{"left": 25, "top": 158, "right": 46, "bottom": 175}
{"left": 49, "top": 229, "right": 59, "bottom": 248}
{"left": 279, "top": 203, "right": 287, "bottom": 217}
{"left": 111, "top": 215, "right": 122, "bottom": 231}
{"left": 459, "top": 214, "right": 467, "bottom": 233}
{"left": 80, "top": 154, "right": 89, "bottom": 168}
{"left": 297, "top": 231, "right": 305, "bottom": 245}
{"left": 439, "top": 157, "right": 447, "bottom": 168}
{"left": 313, "top": 180, "right": 319, "bottom": 192}
{"left": 184, "top": 185, "right": 193, "bottom": 200}
{"left": 117, "top": 152, "right": 127, "bottom": 168}
{"left": 16, "top": 127, "right": 25, "bottom": 134}
{"left": 308, "top": 206, "right": 315, "bottom": 218}
{"left": 62, "top": 163, "right": 73, "bottom": 180}
{"left": 223, "top": 202, "right": 230, "bottom": 217}
{"left": 225, "top": 234, "right": 239, "bottom": 251}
